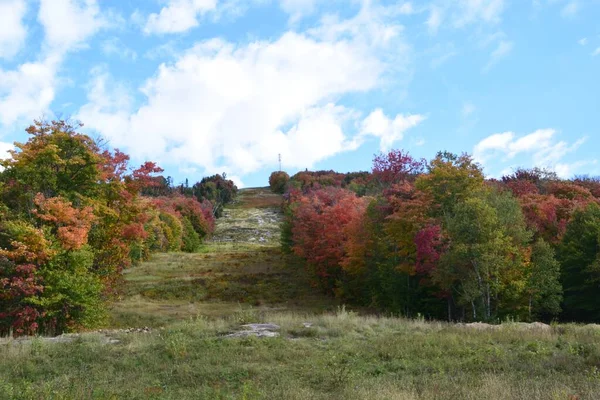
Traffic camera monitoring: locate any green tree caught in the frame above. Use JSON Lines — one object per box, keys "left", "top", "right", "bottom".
{"left": 435, "top": 191, "right": 529, "bottom": 321}
{"left": 557, "top": 203, "right": 600, "bottom": 321}
{"left": 527, "top": 239, "right": 562, "bottom": 320}
{"left": 416, "top": 152, "right": 485, "bottom": 219}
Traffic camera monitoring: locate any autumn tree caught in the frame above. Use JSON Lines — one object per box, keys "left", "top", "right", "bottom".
{"left": 291, "top": 187, "right": 367, "bottom": 293}
{"left": 269, "top": 171, "right": 290, "bottom": 194}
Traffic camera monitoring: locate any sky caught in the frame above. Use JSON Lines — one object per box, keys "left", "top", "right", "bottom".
{"left": 0, "top": 0, "right": 598, "bottom": 188}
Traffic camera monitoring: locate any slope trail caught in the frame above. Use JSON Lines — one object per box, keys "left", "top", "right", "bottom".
{"left": 210, "top": 187, "right": 283, "bottom": 245}
{"left": 109, "top": 187, "right": 333, "bottom": 328}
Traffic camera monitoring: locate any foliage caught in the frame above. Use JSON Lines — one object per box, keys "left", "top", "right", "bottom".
{"left": 269, "top": 171, "right": 290, "bottom": 194}
{"left": 284, "top": 148, "right": 600, "bottom": 322}
{"left": 0, "top": 119, "right": 216, "bottom": 336}
{"left": 557, "top": 203, "right": 600, "bottom": 321}
{"left": 192, "top": 174, "right": 238, "bottom": 217}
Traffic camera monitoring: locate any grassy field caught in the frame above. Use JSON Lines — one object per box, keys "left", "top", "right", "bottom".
{"left": 2, "top": 311, "right": 600, "bottom": 399}
{"left": 2, "top": 187, "right": 600, "bottom": 399}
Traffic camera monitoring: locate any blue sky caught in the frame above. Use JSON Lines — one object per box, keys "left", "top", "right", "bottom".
{"left": 0, "top": 0, "right": 598, "bottom": 187}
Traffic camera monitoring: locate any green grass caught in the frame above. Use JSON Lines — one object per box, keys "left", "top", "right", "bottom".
{"left": 3, "top": 311, "right": 600, "bottom": 399}
{"left": 108, "top": 244, "right": 336, "bottom": 328}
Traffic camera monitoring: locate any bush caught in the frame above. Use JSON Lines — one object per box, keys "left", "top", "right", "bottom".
{"left": 269, "top": 171, "right": 290, "bottom": 194}
{"left": 181, "top": 217, "right": 201, "bottom": 252}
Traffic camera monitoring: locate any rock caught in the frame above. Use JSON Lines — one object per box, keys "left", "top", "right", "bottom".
{"left": 224, "top": 323, "right": 280, "bottom": 338}
{"left": 226, "top": 330, "right": 279, "bottom": 338}
{"left": 241, "top": 323, "right": 280, "bottom": 331}
{"left": 463, "top": 322, "right": 501, "bottom": 330}
{"left": 511, "top": 322, "right": 551, "bottom": 331}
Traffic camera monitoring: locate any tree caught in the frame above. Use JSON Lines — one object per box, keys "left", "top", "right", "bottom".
{"left": 291, "top": 188, "right": 368, "bottom": 293}
{"left": 372, "top": 149, "right": 426, "bottom": 188}
{"left": 527, "top": 239, "right": 562, "bottom": 320}
{"left": 416, "top": 152, "right": 484, "bottom": 218}
{"left": 557, "top": 203, "right": 600, "bottom": 321}
{"left": 434, "top": 190, "right": 529, "bottom": 321}
{"left": 269, "top": 171, "right": 290, "bottom": 194}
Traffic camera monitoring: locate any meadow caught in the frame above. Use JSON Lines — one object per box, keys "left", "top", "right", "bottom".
{"left": 2, "top": 188, "right": 600, "bottom": 399}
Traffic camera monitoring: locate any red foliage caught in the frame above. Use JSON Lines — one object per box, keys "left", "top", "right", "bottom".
{"left": 99, "top": 149, "right": 130, "bottom": 181}
{"left": 150, "top": 195, "right": 215, "bottom": 237}
{"left": 505, "top": 180, "right": 539, "bottom": 197}
{"left": 291, "top": 188, "right": 368, "bottom": 289}
{"left": 33, "top": 194, "right": 96, "bottom": 251}
{"left": 132, "top": 162, "right": 164, "bottom": 189}
{"left": 372, "top": 149, "right": 426, "bottom": 186}
{"left": 415, "top": 225, "right": 445, "bottom": 275}
{"left": 0, "top": 262, "right": 44, "bottom": 336}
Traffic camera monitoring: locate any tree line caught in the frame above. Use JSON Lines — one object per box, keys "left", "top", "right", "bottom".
{"left": 273, "top": 150, "right": 600, "bottom": 323}
{"left": 0, "top": 120, "right": 237, "bottom": 336}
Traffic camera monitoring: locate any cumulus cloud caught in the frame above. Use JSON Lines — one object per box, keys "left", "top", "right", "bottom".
{"left": 360, "top": 109, "right": 426, "bottom": 151}
{"left": 0, "top": 57, "right": 60, "bottom": 126}
{"left": 0, "top": 0, "right": 27, "bottom": 59}
{"left": 0, "top": 0, "right": 108, "bottom": 127}
{"left": 143, "top": 0, "right": 218, "bottom": 34}
{"left": 473, "top": 129, "right": 589, "bottom": 177}
{"left": 79, "top": 3, "right": 418, "bottom": 176}
{"left": 38, "top": 0, "right": 106, "bottom": 53}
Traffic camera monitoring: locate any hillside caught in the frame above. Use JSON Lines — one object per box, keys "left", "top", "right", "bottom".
{"left": 2, "top": 188, "right": 600, "bottom": 399}
{"left": 108, "top": 187, "right": 335, "bottom": 328}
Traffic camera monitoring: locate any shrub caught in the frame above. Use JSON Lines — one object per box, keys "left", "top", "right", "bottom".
{"left": 269, "top": 171, "right": 290, "bottom": 194}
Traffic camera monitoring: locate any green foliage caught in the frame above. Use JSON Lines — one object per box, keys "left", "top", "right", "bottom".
{"left": 528, "top": 239, "right": 562, "bottom": 320}
{"left": 193, "top": 174, "right": 238, "bottom": 218}
{"left": 35, "top": 248, "right": 105, "bottom": 333}
{"left": 181, "top": 217, "right": 201, "bottom": 252}
{"left": 557, "top": 203, "right": 600, "bottom": 321}
{"left": 159, "top": 212, "right": 183, "bottom": 251}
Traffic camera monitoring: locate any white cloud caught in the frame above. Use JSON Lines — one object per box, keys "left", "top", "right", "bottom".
{"left": 426, "top": 6, "right": 443, "bottom": 34}
{"left": 0, "top": 141, "right": 14, "bottom": 171}
{"left": 0, "top": 0, "right": 108, "bottom": 127}
{"left": 0, "top": 0, "right": 27, "bottom": 59}
{"left": 101, "top": 38, "right": 138, "bottom": 60}
{"left": 592, "top": 47, "right": 600, "bottom": 57}
{"left": 426, "top": 1, "right": 506, "bottom": 35}
{"left": 144, "top": 0, "right": 218, "bottom": 34}
{"left": 453, "top": 0, "right": 505, "bottom": 27}
{"left": 473, "top": 129, "right": 589, "bottom": 177}
{"left": 0, "top": 141, "right": 14, "bottom": 160}
{"left": 554, "top": 160, "right": 597, "bottom": 178}
{"left": 78, "top": 3, "right": 416, "bottom": 176}
{"left": 279, "top": 0, "right": 318, "bottom": 23}
{"left": 38, "top": 0, "right": 106, "bottom": 53}
{"left": 578, "top": 37, "right": 588, "bottom": 45}
{"left": 0, "top": 56, "right": 60, "bottom": 125}
{"left": 483, "top": 40, "right": 513, "bottom": 71}
{"left": 560, "top": 1, "right": 578, "bottom": 17}
{"left": 360, "top": 109, "right": 426, "bottom": 151}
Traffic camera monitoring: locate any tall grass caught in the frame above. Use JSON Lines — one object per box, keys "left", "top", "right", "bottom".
{"left": 2, "top": 311, "right": 600, "bottom": 399}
